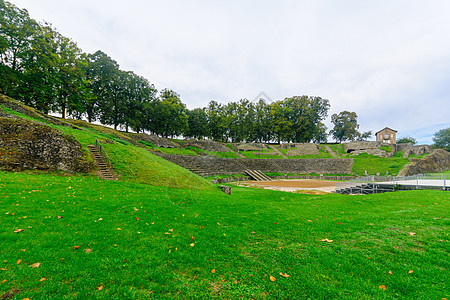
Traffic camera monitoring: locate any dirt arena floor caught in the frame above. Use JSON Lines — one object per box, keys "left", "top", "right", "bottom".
{"left": 236, "top": 179, "right": 337, "bottom": 194}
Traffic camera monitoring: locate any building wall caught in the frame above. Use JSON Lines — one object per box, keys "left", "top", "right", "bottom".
{"left": 376, "top": 128, "right": 396, "bottom": 144}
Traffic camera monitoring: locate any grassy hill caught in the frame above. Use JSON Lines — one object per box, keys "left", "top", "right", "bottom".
{"left": 0, "top": 95, "right": 213, "bottom": 190}
{"left": 0, "top": 171, "right": 448, "bottom": 299}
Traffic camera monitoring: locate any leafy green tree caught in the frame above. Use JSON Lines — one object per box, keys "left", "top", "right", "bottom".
{"left": 150, "top": 89, "right": 188, "bottom": 138}
{"left": 330, "top": 111, "right": 360, "bottom": 143}
{"left": 121, "top": 71, "right": 156, "bottom": 132}
{"left": 357, "top": 131, "right": 373, "bottom": 141}
{"left": 205, "top": 100, "right": 226, "bottom": 141}
{"left": 432, "top": 127, "right": 450, "bottom": 151}
{"left": 313, "top": 122, "right": 328, "bottom": 144}
{"left": 284, "top": 96, "right": 330, "bottom": 143}
{"left": 186, "top": 108, "right": 208, "bottom": 139}
{"left": 396, "top": 136, "right": 417, "bottom": 145}
{"left": 270, "top": 101, "right": 293, "bottom": 143}
{"left": 253, "top": 99, "right": 272, "bottom": 143}
{"left": 86, "top": 50, "right": 122, "bottom": 127}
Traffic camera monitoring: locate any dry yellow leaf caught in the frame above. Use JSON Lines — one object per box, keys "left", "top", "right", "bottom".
{"left": 379, "top": 285, "right": 386, "bottom": 290}
{"left": 408, "top": 232, "right": 416, "bottom": 236}
{"left": 117, "top": 228, "right": 122, "bottom": 231}
{"left": 190, "top": 243, "right": 195, "bottom": 247}
{"left": 279, "top": 272, "right": 290, "bottom": 278}
{"left": 40, "top": 277, "right": 46, "bottom": 281}
{"left": 14, "top": 229, "right": 25, "bottom": 233}
{"left": 98, "top": 286, "right": 103, "bottom": 291}
{"left": 29, "top": 262, "right": 41, "bottom": 268}
{"left": 270, "top": 275, "right": 276, "bottom": 282}
{"left": 211, "top": 269, "right": 215, "bottom": 274}
{"left": 320, "top": 238, "right": 333, "bottom": 243}
{"left": 16, "top": 259, "right": 21, "bottom": 264}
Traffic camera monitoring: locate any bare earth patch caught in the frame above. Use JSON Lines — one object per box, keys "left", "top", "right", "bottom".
{"left": 236, "top": 179, "right": 337, "bottom": 194}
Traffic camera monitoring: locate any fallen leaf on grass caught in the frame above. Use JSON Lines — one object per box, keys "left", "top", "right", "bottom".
{"left": 40, "top": 277, "right": 46, "bottom": 281}
{"left": 14, "top": 229, "right": 25, "bottom": 233}
{"left": 16, "top": 259, "right": 21, "bottom": 264}
{"left": 73, "top": 246, "right": 80, "bottom": 250}
{"left": 279, "top": 272, "right": 290, "bottom": 278}
{"left": 320, "top": 238, "right": 333, "bottom": 243}
{"left": 29, "top": 262, "right": 40, "bottom": 268}
{"left": 270, "top": 275, "right": 276, "bottom": 282}
{"left": 190, "top": 236, "right": 195, "bottom": 241}
{"left": 388, "top": 271, "right": 393, "bottom": 275}
{"left": 98, "top": 286, "right": 103, "bottom": 291}
{"left": 408, "top": 232, "right": 416, "bottom": 236}
{"left": 85, "top": 249, "right": 92, "bottom": 254}
{"left": 408, "top": 270, "right": 413, "bottom": 274}
{"left": 1, "top": 280, "right": 6, "bottom": 284}
{"left": 168, "top": 228, "right": 173, "bottom": 232}
{"left": 0, "top": 268, "right": 6, "bottom": 271}
{"left": 211, "top": 269, "right": 215, "bottom": 274}
{"left": 379, "top": 285, "right": 386, "bottom": 290}
{"left": 307, "top": 220, "right": 313, "bottom": 222}
{"left": 135, "top": 217, "right": 139, "bottom": 221}
{"left": 117, "top": 228, "right": 122, "bottom": 231}
{"left": 57, "top": 216, "right": 63, "bottom": 219}
{"left": 190, "top": 243, "right": 195, "bottom": 247}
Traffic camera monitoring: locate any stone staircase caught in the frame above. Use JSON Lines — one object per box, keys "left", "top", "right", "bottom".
{"left": 268, "top": 144, "right": 288, "bottom": 158}
{"left": 87, "top": 144, "right": 117, "bottom": 180}
{"left": 245, "top": 169, "right": 272, "bottom": 181}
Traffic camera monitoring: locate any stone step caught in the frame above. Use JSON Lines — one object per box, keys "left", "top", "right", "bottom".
{"left": 87, "top": 144, "right": 118, "bottom": 180}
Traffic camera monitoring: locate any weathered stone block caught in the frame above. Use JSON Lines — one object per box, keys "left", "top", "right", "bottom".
{"left": 220, "top": 185, "right": 231, "bottom": 195}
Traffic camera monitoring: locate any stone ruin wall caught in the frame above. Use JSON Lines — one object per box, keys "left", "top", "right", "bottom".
{"left": 156, "top": 153, "right": 354, "bottom": 176}
{"left": 0, "top": 118, "right": 92, "bottom": 173}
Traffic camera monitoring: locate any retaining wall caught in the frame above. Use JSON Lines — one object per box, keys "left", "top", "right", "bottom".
{"left": 156, "top": 153, "right": 354, "bottom": 176}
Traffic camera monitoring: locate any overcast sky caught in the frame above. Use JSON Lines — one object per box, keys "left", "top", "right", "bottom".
{"left": 11, "top": 0, "right": 450, "bottom": 143}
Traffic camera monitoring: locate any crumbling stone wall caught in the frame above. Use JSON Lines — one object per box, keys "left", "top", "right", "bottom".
{"left": 399, "top": 144, "right": 433, "bottom": 158}
{"left": 398, "top": 149, "right": 450, "bottom": 176}
{"left": 183, "top": 140, "right": 231, "bottom": 152}
{"left": 283, "top": 144, "right": 320, "bottom": 156}
{"left": 0, "top": 118, "right": 91, "bottom": 172}
{"left": 156, "top": 153, "right": 353, "bottom": 176}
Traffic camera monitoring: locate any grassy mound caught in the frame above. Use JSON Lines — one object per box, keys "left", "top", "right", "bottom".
{"left": 0, "top": 96, "right": 213, "bottom": 190}
{"left": 0, "top": 171, "right": 448, "bottom": 299}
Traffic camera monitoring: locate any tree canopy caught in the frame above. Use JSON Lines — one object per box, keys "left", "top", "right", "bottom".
{"left": 397, "top": 136, "right": 417, "bottom": 145}
{"left": 1, "top": 0, "right": 365, "bottom": 144}
{"left": 330, "top": 111, "right": 360, "bottom": 143}
{"left": 432, "top": 127, "right": 450, "bottom": 151}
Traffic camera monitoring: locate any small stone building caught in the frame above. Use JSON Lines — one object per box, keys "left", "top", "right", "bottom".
{"left": 375, "top": 127, "right": 397, "bottom": 144}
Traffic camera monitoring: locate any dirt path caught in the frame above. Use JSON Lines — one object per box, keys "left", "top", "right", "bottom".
{"left": 237, "top": 179, "right": 337, "bottom": 194}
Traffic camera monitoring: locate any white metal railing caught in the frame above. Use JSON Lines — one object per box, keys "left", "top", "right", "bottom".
{"left": 336, "top": 173, "right": 449, "bottom": 193}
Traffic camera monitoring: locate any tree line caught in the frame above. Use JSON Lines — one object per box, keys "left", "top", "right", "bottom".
{"left": 1, "top": 0, "right": 369, "bottom": 143}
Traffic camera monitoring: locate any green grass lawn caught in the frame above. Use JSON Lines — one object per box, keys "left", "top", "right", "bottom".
{"left": 351, "top": 153, "right": 410, "bottom": 176}
{"left": 1, "top": 171, "right": 448, "bottom": 299}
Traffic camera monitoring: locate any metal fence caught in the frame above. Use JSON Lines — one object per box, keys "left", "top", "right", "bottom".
{"left": 335, "top": 173, "right": 449, "bottom": 194}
